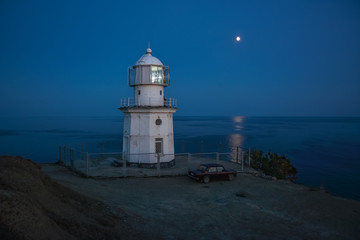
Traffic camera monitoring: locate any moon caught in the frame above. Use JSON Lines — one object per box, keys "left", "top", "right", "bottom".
{"left": 236, "top": 36, "right": 241, "bottom": 42}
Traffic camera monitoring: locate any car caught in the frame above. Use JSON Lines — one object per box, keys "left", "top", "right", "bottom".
{"left": 188, "top": 163, "right": 237, "bottom": 183}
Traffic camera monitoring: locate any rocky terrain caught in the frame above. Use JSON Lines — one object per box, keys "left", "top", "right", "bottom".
{"left": 0, "top": 156, "right": 153, "bottom": 240}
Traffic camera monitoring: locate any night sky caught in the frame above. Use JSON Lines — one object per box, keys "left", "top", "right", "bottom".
{"left": 1, "top": 0, "right": 359, "bottom": 117}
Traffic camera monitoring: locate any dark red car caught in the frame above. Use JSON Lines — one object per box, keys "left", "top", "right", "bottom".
{"left": 188, "top": 163, "right": 237, "bottom": 183}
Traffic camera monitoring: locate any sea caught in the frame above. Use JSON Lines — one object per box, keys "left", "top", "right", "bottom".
{"left": 1, "top": 116, "right": 359, "bottom": 201}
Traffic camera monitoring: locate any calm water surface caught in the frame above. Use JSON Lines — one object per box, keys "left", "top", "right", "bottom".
{"left": 0, "top": 116, "right": 359, "bottom": 200}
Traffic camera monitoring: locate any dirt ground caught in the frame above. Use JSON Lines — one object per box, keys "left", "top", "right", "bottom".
{"left": 1, "top": 156, "right": 359, "bottom": 240}
{"left": 41, "top": 163, "right": 360, "bottom": 240}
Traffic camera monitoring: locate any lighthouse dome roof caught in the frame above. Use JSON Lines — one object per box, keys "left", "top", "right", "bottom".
{"left": 135, "top": 48, "right": 163, "bottom": 66}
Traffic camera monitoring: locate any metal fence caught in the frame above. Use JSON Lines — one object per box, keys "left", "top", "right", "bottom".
{"left": 120, "top": 97, "right": 177, "bottom": 108}
{"left": 59, "top": 144, "right": 253, "bottom": 178}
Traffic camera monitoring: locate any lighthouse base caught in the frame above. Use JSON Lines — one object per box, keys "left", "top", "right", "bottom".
{"left": 121, "top": 107, "right": 177, "bottom": 169}
{"left": 127, "top": 158, "right": 176, "bottom": 169}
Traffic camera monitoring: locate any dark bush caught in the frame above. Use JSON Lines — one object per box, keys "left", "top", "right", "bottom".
{"left": 251, "top": 150, "right": 297, "bottom": 182}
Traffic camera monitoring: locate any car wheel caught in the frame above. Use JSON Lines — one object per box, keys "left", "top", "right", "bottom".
{"left": 203, "top": 176, "right": 210, "bottom": 184}
{"left": 228, "top": 174, "right": 235, "bottom": 181}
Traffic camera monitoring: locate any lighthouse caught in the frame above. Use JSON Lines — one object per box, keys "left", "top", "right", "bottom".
{"left": 120, "top": 48, "right": 177, "bottom": 168}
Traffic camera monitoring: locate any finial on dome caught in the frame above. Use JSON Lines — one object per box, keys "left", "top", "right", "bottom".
{"left": 146, "top": 48, "right": 152, "bottom": 54}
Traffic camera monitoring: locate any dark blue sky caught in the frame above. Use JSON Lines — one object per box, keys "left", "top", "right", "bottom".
{"left": 1, "top": 0, "right": 359, "bottom": 116}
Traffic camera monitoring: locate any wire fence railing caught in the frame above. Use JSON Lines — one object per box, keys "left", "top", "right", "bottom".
{"left": 59, "top": 143, "right": 253, "bottom": 178}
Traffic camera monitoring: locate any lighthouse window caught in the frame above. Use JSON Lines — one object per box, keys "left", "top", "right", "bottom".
{"left": 151, "top": 66, "right": 164, "bottom": 84}
{"left": 155, "top": 119, "right": 162, "bottom": 125}
{"left": 138, "top": 90, "right": 141, "bottom": 95}
{"left": 160, "top": 90, "right": 162, "bottom": 95}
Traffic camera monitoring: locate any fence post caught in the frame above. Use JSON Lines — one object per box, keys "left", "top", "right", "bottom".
{"left": 70, "top": 148, "right": 74, "bottom": 168}
{"left": 86, "top": 152, "right": 89, "bottom": 178}
{"left": 236, "top": 146, "right": 239, "bottom": 163}
{"left": 59, "top": 145, "right": 62, "bottom": 163}
{"left": 248, "top": 148, "right": 251, "bottom": 168}
{"left": 123, "top": 152, "right": 127, "bottom": 178}
{"left": 157, "top": 153, "right": 160, "bottom": 177}
{"left": 241, "top": 151, "right": 244, "bottom": 172}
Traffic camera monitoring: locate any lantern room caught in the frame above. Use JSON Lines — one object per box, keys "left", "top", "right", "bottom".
{"left": 128, "top": 48, "right": 170, "bottom": 87}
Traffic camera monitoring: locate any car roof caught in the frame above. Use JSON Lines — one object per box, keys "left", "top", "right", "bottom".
{"left": 200, "top": 163, "right": 224, "bottom": 168}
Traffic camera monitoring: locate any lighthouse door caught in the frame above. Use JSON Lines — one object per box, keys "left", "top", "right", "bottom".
{"left": 155, "top": 138, "right": 163, "bottom": 154}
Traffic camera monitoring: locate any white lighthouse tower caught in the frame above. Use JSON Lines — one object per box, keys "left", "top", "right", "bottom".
{"left": 120, "top": 48, "right": 177, "bottom": 168}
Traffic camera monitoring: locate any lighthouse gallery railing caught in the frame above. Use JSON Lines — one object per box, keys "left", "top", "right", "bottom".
{"left": 120, "top": 97, "right": 177, "bottom": 108}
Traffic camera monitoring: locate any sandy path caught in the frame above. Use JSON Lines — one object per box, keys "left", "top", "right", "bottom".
{"left": 42, "top": 164, "right": 360, "bottom": 240}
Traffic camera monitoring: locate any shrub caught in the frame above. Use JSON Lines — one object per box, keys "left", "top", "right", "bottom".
{"left": 251, "top": 149, "right": 297, "bottom": 182}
